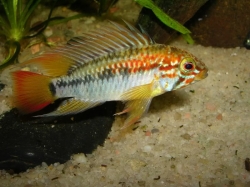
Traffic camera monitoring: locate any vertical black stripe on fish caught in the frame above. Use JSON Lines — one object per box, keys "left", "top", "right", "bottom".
{"left": 49, "top": 82, "right": 56, "bottom": 96}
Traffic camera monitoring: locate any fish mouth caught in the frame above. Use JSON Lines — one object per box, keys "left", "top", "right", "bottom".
{"left": 195, "top": 69, "right": 208, "bottom": 81}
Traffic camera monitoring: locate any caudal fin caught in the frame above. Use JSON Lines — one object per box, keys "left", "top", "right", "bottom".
{"left": 12, "top": 71, "right": 55, "bottom": 114}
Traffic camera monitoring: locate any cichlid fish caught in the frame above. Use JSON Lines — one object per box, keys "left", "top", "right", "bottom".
{"left": 12, "top": 21, "right": 208, "bottom": 128}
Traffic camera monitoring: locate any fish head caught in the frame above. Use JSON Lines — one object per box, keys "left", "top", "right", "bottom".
{"left": 160, "top": 47, "right": 208, "bottom": 91}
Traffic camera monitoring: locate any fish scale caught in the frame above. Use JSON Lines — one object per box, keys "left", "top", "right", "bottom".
{"left": 12, "top": 21, "right": 208, "bottom": 128}
{"left": 52, "top": 45, "right": 167, "bottom": 99}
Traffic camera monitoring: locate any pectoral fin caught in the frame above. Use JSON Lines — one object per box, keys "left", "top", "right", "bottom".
{"left": 121, "top": 79, "right": 164, "bottom": 101}
{"left": 36, "top": 98, "right": 102, "bottom": 117}
{"left": 118, "top": 99, "right": 152, "bottom": 129}
{"left": 121, "top": 83, "right": 153, "bottom": 100}
{"left": 117, "top": 79, "right": 164, "bottom": 128}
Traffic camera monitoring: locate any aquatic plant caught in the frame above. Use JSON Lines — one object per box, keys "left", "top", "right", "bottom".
{"left": 134, "top": 0, "right": 194, "bottom": 44}
{"left": 0, "top": 0, "right": 54, "bottom": 69}
{"left": 0, "top": 0, "right": 194, "bottom": 70}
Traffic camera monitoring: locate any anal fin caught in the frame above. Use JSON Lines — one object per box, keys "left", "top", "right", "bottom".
{"left": 36, "top": 98, "right": 102, "bottom": 117}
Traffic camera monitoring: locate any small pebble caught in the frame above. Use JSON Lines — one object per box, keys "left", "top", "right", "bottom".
{"left": 173, "top": 112, "right": 181, "bottom": 120}
{"left": 30, "top": 44, "right": 40, "bottom": 54}
{"left": 151, "top": 128, "right": 159, "bottom": 134}
{"left": 71, "top": 153, "right": 87, "bottom": 163}
{"left": 44, "top": 27, "right": 53, "bottom": 37}
{"left": 145, "top": 131, "right": 151, "bottom": 136}
{"left": 245, "top": 158, "right": 250, "bottom": 172}
{"left": 216, "top": 113, "right": 223, "bottom": 120}
{"left": 206, "top": 103, "right": 217, "bottom": 111}
{"left": 184, "top": 113, "right": 191, "bottom": 119}
{"left": 143, "top": 145, "right": 152, "bottom": 152}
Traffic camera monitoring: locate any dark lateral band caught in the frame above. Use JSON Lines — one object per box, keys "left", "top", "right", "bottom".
{"left": 49, "top": 83, "right": 56, "bottom": 96}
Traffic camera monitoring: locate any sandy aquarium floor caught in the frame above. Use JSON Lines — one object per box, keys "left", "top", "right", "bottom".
{"left": 1, "top": 1, "right": 250, "bottom": 187}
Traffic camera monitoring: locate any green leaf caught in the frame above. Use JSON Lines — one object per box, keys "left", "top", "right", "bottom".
{"left": 48, "top": 14, "right": 85, "bottom": 26}
{"left": 182, "top": 33, "right": 195, "bottom": 44}
{"left": 1, "top": 0, "right": 10, "bottom": 23}
{"left": 134, "top": 0, "right": 194, "bottom": 43}
{"left": 7, "top": 0, "right": 16, "bottom": 28}
{"left": 0, "top": 41, "right": 20, "bottom": 70}
{"left": 21, "top": 0, "right": 41, "bottom": 28}
{"left": 12, "top": 0, "right": 18, "bottom": 26}
{"left": 0, "top": 0, "right": 53, "bottom": 70}
{"left": 0, "top": 16, "right": 10, "bottom": 36}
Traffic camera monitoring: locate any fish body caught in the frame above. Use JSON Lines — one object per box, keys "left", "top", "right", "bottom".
{"left": 12, "top": 21, "right": 208, "bottom": 128}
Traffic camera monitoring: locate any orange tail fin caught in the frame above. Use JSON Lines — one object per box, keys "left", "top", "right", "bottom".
{"left": 12, "top": 71, "right": 55, "bottom": 114}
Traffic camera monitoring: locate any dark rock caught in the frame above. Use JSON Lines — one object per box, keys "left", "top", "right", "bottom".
{"left": 41, "top": 0, "right": 118, "bottom": 14}
{"left": 245, "top": 158, "right": 250, "bottom": 172}
{"left": 244, "top": 31, "right": 250, "bottom": 49}
{"left": 0, "top": 102, "right": 116, "bottom": 173}
{"left": 136, "top": 0, "right": 208, "bottom": 44}
{"left": 0, "top": 83, "right": 5, "bottom": 91}
{"left": 188, "top": 0, "right": 250, "bottom": 48}
{"left": 42, "top": 0, "right": 100, "bottom": 14}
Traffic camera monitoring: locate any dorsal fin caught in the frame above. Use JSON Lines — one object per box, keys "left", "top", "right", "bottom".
{"left": 137, "top": 24, "right": 155, "bottom": 44}
{"left": 49, "top": 21, "right": 154, "bottom": 74}
{"left": 62, "top": 21, "right": 154, "bottom": 58}
{"left": 20, "top": 53, "right": 76, "bottom": 77}
{"left": 20, "top": 21, "right": 154, "bottom": 77}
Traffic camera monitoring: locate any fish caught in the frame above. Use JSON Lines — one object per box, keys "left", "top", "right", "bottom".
{"left": 11, "top": 21, "right": 208, "bottom": 128}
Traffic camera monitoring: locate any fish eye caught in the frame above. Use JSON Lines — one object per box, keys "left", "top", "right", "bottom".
{"left": 180, "top": 57, "right": 196, "bottom": 74}
{"left": 185, "top": 63, "right": 194, "bottom": 70}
